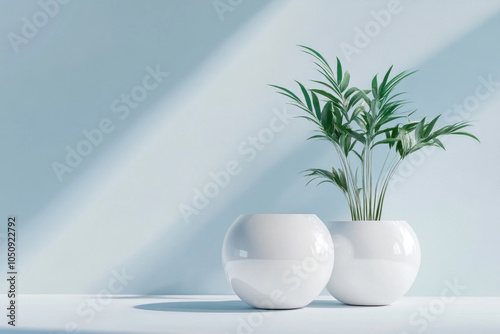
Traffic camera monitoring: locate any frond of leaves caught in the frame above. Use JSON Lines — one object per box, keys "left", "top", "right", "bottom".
{"left": 271, "top": 46, "right": 479, "bottom": 220}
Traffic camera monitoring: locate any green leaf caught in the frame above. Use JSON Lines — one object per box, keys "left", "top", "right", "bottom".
{"left": 415, "top": 118, "right": 425, "bottom": 139}
{"left": 352, "top": 150, "right": 363, "bottom": 161}
{"left": 379, "top": 65, "right": 393, "bottom": 97}
{"left": 303, "top": 167, "right": 348, "bottom": 193}
{"left": 344, "top": 87, "right": 357, "bottom": 99}
{"left": 452, "top": 132, "right": 480, "bottom": 142}
{"left": 370, "top": 99, "right": 378, "bottom": 118}
{"left": 289, "top": 102, "right": 313, "bottom": 115}
{"left": 372, "top": 75, "right": 378, "bottom": 98}
{"left": 371, "top": 138, "right": 399, "bottom": 149}
{"left": 423, "top": 115, "right": 440, "bottom": 137}
{"left": 308, "top": 134, "right": 329, "bottom": 141}
{"left": 313, "top": 67, "right": 342, "bottom": 96}
{"left": 311, "top": 80, "right": 338, "bottom": 95}
{"left": 269, "top": 84, "right": 301, "bottom": 103}
{"left": 311, "top": 91, "right": 322, "bottom": 120}
{"left": 345, "top": 128, "right": 366, "bottom": 144}
{"left": 402, "top": 121, "right": 420, "bottom": 131}
{"left": 433, "top": 138, "right": 446, "bottom": 150}
{"left": 298, "top": 45, "right": 332, "bottom": 72}
{"left": 337, "top": 57, "right": 343, "bottom": 85}
{"left": 295, "top": 115, "right": 320, "bottom": 125}
{"left": 347, "top": 92, "right": 363, "bottom": 111}
{"left": 311, "top": 89, "right": 342, "bottom": 106}
{"left": 340, "top": 71, "right": 350, "bottom": 92}
{"left": 354, "top": 116, "right": 367, "bottom": 132}
{"left": 296, "top": 81, "right": 312, "bottom": 111}
{"left": 355, "top": 89, "right": 371, "bottom": 105}
{"left": 383, "top": 70, "right": 417, "bottom": 96}
{"left": 320, "top": 101, "right": 333, "bottom": 130}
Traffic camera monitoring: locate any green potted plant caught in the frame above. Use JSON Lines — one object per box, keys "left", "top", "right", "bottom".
{"left": 271, "top": 45, "right": 479, "bottom": 305}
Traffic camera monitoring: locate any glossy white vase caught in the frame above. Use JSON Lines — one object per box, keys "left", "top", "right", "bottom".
{"left": 325, "top": 220, "right": 420, "bottom": 306}
{"left": 222, "top": 214, "right": 334, "bottom": 309}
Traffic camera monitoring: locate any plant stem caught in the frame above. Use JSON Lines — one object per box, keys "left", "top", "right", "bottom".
{"left": 375, "top": 159, "right": 402, "bottom": 219}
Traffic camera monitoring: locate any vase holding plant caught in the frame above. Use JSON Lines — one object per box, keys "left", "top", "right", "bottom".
{"left": 272, "top": 46, "right": 478, "bottom": 305}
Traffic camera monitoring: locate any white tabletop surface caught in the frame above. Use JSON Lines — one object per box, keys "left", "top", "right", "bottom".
{"left": 1, "top": 295, "right": 499, "bottom": 334}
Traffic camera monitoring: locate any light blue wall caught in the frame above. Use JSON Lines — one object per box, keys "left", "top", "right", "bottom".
{"left": 0, "top": 0, "right": 499, "bottom": 296}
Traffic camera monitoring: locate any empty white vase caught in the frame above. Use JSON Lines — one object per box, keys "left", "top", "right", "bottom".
{"left": 222, "top": 214, "right": 334, "bottom": 309}
{"left": 325, "top": 220, "right": 421, "bottom": 305}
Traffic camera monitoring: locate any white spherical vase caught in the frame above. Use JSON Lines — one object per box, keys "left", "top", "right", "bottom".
{"left": 325, "top": 220, "right": 420, "bottom": 306}
{"left": 222, "top": 214, "right": 334, "bottom": 309}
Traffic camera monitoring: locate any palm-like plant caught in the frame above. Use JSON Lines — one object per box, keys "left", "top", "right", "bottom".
{"left": 271, "top": 45, "right": 479, "bottom": 221}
